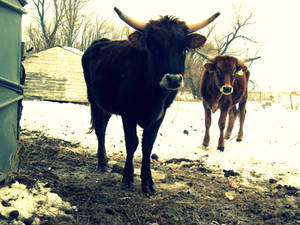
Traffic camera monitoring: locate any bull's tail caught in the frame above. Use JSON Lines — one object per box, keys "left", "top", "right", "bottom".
{"left": 82, "top": 53, "right": 96, "bottom": 133}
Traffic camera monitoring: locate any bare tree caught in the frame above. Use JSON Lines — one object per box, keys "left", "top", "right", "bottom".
{"left": 78, "top": 17, "right": 129, "bottom": 51}
{"left": 214, "top": 8, "right": 257, "bottom": 55}
{"left": 31, "top": 0, "right": 65, "bottom": 49}
{"left": 60, "top": 0, "right": 90, "bottom": 47}
{"left": 24, "top": 23, "right": 45, "bottom": 52}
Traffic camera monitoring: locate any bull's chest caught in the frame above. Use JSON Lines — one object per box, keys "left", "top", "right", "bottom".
{"left": 137, "top": 102, "right": 166, "bottom": 128}
{"left": 207, "top": 93, "right": 223, "bottom": 113}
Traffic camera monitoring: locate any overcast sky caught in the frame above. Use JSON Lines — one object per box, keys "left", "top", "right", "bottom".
{"left": 23, "top": 0, "right": 300, "bottom": 92}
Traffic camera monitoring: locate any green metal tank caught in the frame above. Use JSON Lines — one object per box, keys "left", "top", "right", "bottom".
{"left": 0, "top": 0, "right": 27, "bottom": 182}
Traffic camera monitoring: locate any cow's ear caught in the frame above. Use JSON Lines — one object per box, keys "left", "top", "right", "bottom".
{"left": 204, "top": 62, "right": 215, "bottom": 72}
{"left": 236, "top": 63, "right": 248, "bottom": 73}
{"left": 187, "top": 33, "right": 207, "bottom": 49}
{"left": 128, "top": 31, "right": 145, "bottom": 47}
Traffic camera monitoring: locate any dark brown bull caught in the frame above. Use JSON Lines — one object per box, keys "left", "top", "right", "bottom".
{"left": 82, "top": 8, "right": 220, "bottom": 193}
{"left": 199, "top": 53, "right": 260, "bottom": 151}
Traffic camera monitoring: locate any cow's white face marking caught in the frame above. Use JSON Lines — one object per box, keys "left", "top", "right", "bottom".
{"left": 236, "top": 71, "right": 244, "bottom": 76}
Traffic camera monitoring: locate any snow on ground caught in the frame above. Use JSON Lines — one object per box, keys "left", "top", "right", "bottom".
{"left": 0, "top": 181, "right": 76, "bottom": 224}
{"left": 20, "top": 100, "right": 300, "bottom": 188}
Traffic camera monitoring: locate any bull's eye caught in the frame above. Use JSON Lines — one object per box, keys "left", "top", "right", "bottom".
{"left": 216, "top": 67, "right": 222, "bottom": 77}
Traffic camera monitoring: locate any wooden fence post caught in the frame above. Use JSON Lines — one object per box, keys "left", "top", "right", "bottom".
{"left": 290, "top": 94, "right": 293, "bottom": 110}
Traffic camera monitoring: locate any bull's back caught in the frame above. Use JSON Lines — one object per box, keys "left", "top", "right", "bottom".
{"left": 82, "top": 38, "right": 145, "bottom": 114}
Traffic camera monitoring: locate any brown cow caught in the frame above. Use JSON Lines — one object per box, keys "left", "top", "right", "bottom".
{"left": 198, "top": 53, "right": 260, "bottom": 151}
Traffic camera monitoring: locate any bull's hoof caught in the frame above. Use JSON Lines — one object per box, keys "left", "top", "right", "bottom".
{"left": 236, "top": 138, "right": 242, "bottom": 142}
{"left": 121, "top": 181, "right": 134, "bottom": 190}
{"left": 121, "top": 176, "right": 134, "bottom": 190}
{"left": 142, "top": 184, "right": 156, "bottom": 194}
{"left": 98, "top": 165, "right": 108, "bottom": 173}
{"left": 217, "top": 147, "right": 224, "bottom": 152}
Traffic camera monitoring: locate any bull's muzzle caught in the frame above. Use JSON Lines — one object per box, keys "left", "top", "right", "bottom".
{"left": 160, "top": 74, "right": 184, "bottom": 90}
{"left": 220, "top": 85, "right": 233, "bottom": 95}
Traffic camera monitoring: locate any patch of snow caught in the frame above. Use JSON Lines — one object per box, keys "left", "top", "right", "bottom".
{"left": 0, "top": 181, "right": 76, "bottom": 224}
{"left": 20, "top": 100, "right": 300, "bottom": 188}
{"left": 62, "top": 46, "right": 83, "bottom": 56}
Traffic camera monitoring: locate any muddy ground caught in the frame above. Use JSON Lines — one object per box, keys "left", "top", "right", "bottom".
{"left": 2, "top": 129, "right": 300, "bottom": 225}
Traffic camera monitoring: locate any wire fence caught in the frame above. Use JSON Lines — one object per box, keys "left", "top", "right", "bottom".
{"left": 176, "top": 91, "right": 300, "bottom": 110}
{"left": 248, "top": 92, "right": 300, "bottom": 110}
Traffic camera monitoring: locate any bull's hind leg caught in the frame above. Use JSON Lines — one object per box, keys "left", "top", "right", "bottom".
{"left": 217, "top": 108, "right": 229, "bottom": 151}
{"left": 225, "top": 105, "right": 238, "bottom": 139}
{"left": 121, "top": 118, "right": 138, "bottom": 189}
{"left": 90, "top": 104, "right": 111, "bottom": 172}
{"left": 237, "top": 97, "right": 247, "bottom": 142}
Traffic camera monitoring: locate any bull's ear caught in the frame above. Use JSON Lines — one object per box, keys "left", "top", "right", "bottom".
{"left": 236, "top": 63, "right": 248, "bottom": 73}
{"left": 187, "top": 33, "right": 206, "bottom": 49}
{"left": 204, "top": 62, "right": 215, "bottom": 72}
{"left": 128, "top": 31, "right": 145, "bottom": 47}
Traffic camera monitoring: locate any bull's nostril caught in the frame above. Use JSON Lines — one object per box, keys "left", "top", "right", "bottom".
{"left": 160, "top": 73, "right": 183, "bottom": 90}
{"left": 223, "top": 87, "right": 232, "bottom": 93}
{"left": 220, "top": 85, "right": 233, "bottom": 95}
{"left": 166, "top": 75, "right": 171, "bottom": 82}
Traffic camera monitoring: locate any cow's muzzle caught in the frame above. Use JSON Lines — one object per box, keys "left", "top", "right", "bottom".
{"left": 220, "top": 85, "right": 233, "bottom": 95}
{"left": 160, "top": 74, "right": 184, "bottom": 90}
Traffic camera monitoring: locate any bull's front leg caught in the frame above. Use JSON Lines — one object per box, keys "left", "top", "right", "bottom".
{"left": 225, "top": 105, "right": 238, "bottom": 139}
{"left": 121, "top": 118, "right": 138, "bottom": 189}
{"left": 202, "top": 102, "right": 212, "bottom": 148}
{"left": 141, "top": 116, "right": 164, "bottom": 194}
{"left": 218, "top": 108, "right": 229, "bottom": 151}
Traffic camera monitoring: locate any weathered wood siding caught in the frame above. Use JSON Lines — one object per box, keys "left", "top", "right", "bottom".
{"left": 23, "top": 47, "right": 88, "bottom": 103}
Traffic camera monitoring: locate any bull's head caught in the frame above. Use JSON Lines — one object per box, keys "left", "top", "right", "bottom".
{"left": 198, "top": 52, "right": 260, "bottom": 95}
{"left": 114, "top": 7, "right": 220, "bottom": 91}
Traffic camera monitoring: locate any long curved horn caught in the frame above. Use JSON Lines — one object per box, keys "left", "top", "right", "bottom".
{"left": 187, "top": 12, "right": 220, "bottom": 33}
{"left": 196, "top": 51, "right": 214, "bottom": 62}
{"left": 114, "top": 7, "right": 146, "bottom": 31}
{"left": 239, "top": 56, "right": 261, "bottom": 64}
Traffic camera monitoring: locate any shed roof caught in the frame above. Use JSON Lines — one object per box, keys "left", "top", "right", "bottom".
{"left": 23, "top": 46, "right": 87, "bottom": 103}
{"left": 23, "top": 46, "right": 83, "bottom": 75}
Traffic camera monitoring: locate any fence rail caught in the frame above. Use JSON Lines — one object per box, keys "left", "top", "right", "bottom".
{"left": 248, "top": 92, "right": 300, "bottom": 109}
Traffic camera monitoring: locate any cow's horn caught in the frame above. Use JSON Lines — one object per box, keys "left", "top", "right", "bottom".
{"left": 239, "top": 56, "right": 261, "bottom": 64}
{"left": 197, "top": 51, "right": 214, "bottom": 62}
{"left": 114, "top": 7, "right": 146, "bottom": 31}
{"left": 187, "top": 12, "right": 220, "bottom": 33}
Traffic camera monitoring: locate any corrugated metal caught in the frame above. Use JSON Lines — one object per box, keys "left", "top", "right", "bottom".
{"left": 0, "top": 0, "right": 25, "bottom": 182}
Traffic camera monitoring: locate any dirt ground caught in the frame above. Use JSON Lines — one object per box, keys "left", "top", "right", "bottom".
{"left": 1, "top": 129, "right": 300, "bottom": 225}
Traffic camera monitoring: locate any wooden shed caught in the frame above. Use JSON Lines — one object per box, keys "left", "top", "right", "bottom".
{"left": 23, "top": 46, "right": 88, "bottom": 103}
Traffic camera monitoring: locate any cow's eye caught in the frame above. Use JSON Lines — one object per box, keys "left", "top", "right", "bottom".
{"left": 216, "top": 67, "right": 222, "bottom": 75}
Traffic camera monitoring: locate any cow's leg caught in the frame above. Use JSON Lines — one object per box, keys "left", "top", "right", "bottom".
{"left": 202, "top": 101, "right": 212, "bottom": 148}
{"left": 218, "top": 108, "right": 229, "bottom": 151}
{"left": 237, "top": 97, "right": 247, "bottom": 142}
{"left": 225, "top": 105, "right": 238, "bottom": 139}
{"left": 141, "top": 116, "right": 164, "bottom": 194}
{"left": 91, "top": 104, "right": 111, "bottom": 172}
{"left": 121, "top": 118, "right": 138, "bottom": 189}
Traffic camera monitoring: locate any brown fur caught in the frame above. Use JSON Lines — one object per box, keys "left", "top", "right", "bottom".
{"left": 200, "top": 55, "right": 250, "bottom": 151}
